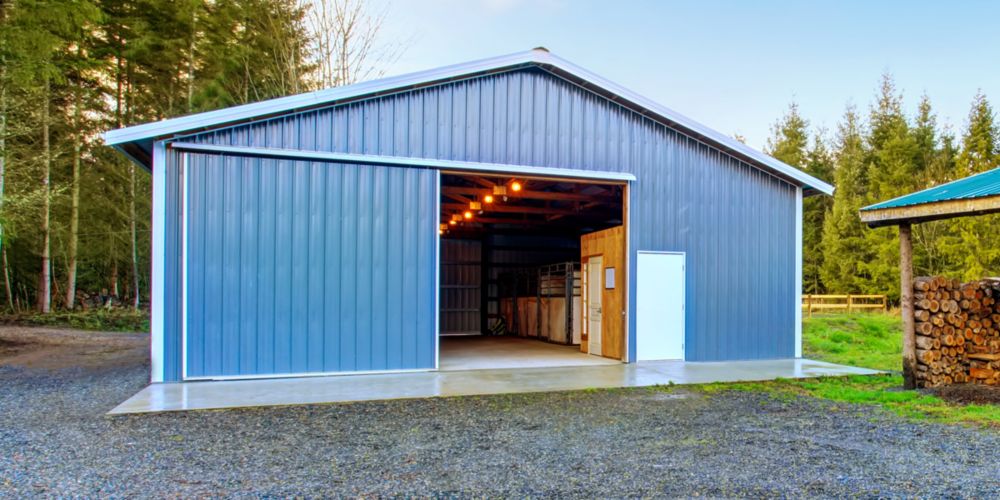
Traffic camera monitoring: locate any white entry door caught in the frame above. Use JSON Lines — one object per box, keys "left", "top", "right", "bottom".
{"left": 636, "top": 252, "right": 685, "bottom": 361}
{"left": 587, "top": 255, "right": 603, "bottom": 356}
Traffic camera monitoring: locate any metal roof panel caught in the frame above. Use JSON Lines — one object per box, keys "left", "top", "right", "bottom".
{"left": 862, "top": 167, "right": 1000, "bottom": 211}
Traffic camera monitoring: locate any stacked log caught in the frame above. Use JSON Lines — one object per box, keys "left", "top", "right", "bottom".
{"left": 913, "top": 276, "right": 1000, "bottom": 387}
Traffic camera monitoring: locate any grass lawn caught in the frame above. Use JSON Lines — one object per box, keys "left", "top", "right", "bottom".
{"left": 690, "top": 312, "right": 1000, "bottom": 427}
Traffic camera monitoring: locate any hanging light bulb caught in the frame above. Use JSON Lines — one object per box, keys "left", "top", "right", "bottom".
{"left": 510, "top": 180, "right": 522, "bottom": 192}
{"left": 449, "top": 220, "right": 457, "bottom": 226}
{"left": 484, "top": 194, "right": 494, "bottom": 204}
{"left": 463, "top": 210, "right": 473, "bottom": 220}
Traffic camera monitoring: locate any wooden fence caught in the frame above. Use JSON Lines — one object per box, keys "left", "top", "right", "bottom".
{"left": 802, "top": 294, "right": 888, "bottom": 317}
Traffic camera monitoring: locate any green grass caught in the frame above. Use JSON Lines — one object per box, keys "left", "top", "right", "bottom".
{"left": 804, "top": 312, "right": 902, "bottom": 371}
{"left": 688, "top": 312, "right": 1000, "bottom": 427}
{"left": 0, "top": 309, "right": 149, "bottom": 333}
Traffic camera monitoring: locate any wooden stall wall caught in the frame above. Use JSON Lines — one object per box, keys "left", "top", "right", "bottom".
{"left": 581, "top": 225, "right": 626, "bottom": 360}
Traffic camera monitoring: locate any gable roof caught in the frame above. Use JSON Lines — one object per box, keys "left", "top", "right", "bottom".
{"left": 104, "top": 48, "right": 833, "bottom": 196}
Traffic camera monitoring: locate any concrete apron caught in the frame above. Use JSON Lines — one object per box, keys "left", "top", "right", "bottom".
{"left": 109, "top": 359, "right": 881, "bottom": 415}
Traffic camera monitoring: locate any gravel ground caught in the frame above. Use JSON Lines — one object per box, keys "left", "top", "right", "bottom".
{"left": 1, "top": 327, "right": 999, "bottom": 497}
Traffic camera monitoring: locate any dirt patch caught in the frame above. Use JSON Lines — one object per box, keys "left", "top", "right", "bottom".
{"left": 0, "top": 338, "right": 27, "bottom": 356}
{"left": 926, "top": 384, "right": 1000, "bottom": 405}
{"left": 0, "top": 325, "right": 147, "bottom": 371}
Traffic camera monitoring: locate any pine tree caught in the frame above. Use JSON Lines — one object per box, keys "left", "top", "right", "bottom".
{"left": 194, "top": 0, "right": 313, "bottom": 110}
{"left": 821, "top": 106, "right": 872, "bottom": 293}
{"left": 764, "top": 103, "right": 833, "bottom": 293}
{"left": 802, "top": 133, "right": 834, "bottom": 292}
{"left": 909, "top": 96, "right": 954, "bottom": 277}
{"left": 860, "top": 75, "right": 920, "bottom": 298}
{"left": 940, "top": 92, "right": 1000, "bottom": 279}
{"left": 765, "top": 103, "right": 809, "bottom": 168}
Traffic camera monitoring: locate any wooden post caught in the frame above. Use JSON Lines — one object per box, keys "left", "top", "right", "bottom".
{"left": 806, "top": 294, "right": 812, "bottom": 319}
{"left": 899, "top": 223, "right": 916, "bottom": 389}
{"left": 847, "top": 294, "right": 853, "bottom": 313}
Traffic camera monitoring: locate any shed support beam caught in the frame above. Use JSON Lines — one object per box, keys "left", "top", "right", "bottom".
{"left": 899, "top": 223, "right": 916, "bottom": 390}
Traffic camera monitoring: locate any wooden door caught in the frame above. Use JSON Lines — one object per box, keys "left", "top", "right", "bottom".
{"left": 580, "top": 226, "right": 625, "bottom": 360}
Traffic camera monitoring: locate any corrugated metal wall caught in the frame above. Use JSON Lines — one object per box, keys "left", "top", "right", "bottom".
{"left": 167, "top": 66, "right": 796, "bottom": 371}
{"left": 179, "top": 152, "right": 437, "bottom": 378}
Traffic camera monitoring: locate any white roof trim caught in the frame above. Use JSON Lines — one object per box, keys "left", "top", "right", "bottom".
{"left": 104, "top": 48, "right": 832, "bottom": 195}
{"left": 170, "top": 142, "right": 637, "bottom": 182}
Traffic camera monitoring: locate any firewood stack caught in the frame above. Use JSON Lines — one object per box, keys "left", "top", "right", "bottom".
{"left": 913, "top": 276, "right": 1000, "bottom": 388}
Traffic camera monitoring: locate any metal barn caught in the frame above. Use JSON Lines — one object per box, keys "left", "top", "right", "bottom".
{"left": 106, "top": 49, "right": 833, "bottom": 383}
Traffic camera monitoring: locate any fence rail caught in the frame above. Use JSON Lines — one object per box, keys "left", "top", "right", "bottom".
{"left": 802, "top": 294, "right": 887, "bottom": 317}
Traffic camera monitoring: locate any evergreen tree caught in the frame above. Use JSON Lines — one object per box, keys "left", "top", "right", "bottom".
{"left": 860, "top": 75, "right": 919, "bottom": 298}
{"left": 194, "top": 0, "right": 313, "bottom": 110}
{"left": 764, "top": 103, "right": 833, "bottom": 293}
{"left": 910, "top": 97, "right": 954, "bottom": 276}
{"left": 821, "top": 106, "right": 872, "bottom": 293}
{"left": 940, "top": 92, "right": 1000, "bottom": 279}
{"left": 802, "top": 132, "right": 834, "bottom": 292}
{"left": 766, "top": 102, "right": 809, "bottom": 168}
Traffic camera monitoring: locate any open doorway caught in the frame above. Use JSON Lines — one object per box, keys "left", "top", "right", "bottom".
{"left": 438, "top": 172, "right": 627, "bottom": 371}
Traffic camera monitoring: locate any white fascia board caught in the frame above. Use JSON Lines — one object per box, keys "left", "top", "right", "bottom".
{"left": 170, "top": 142, "right": 637, "bottom": 182}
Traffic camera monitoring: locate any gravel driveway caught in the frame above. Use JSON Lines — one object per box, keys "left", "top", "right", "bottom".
{"left": 1, "top": 326, "right": 998, "bottom": 497}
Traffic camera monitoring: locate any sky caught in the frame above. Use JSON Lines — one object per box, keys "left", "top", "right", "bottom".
{"left": 371, "top": 0, "right": 1000, "bottom": 150}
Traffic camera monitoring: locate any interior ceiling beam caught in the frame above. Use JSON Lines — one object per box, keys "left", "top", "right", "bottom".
{"left": 442, "top": 202, "right": 588, "bottom": 216}
{"left": 443, "top": 193, "right": 473, "bottom": 204}
{"left": 462, "top": 217, "right": 552, "bottom": 226}
{"left": 469, "top": 176, "right": 498, "bottom": 188}
{"left": 441, "top": 186, "right": 616, "bottom": 202}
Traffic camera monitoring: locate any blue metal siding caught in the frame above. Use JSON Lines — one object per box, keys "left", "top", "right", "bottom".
{"left": 170, "top": 67, "right": 797, "bottom": 367}
{"left": 163, "top": 147, "right": 183, "bottom": 381}
{"left": 180, "top": 152, "right": 436, "bottom": 378}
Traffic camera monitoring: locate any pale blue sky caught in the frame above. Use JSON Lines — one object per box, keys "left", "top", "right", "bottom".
{"left": 375, "top": 0, "right": 1000, "bottom": 150}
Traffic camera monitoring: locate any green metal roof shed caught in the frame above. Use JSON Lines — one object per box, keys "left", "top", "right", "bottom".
{"left": 860, "top": 167, "right": 1000, "bottom": 391}
{"left": 860, "top": 167, "right": 1000, "bottom": 227}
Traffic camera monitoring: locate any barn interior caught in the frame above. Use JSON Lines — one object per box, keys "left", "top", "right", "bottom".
{"left": 438, "top": 172, "right": 626, "bottom": 370}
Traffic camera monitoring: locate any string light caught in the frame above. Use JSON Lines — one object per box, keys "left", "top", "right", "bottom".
{"left": 463, "top": 210, "right": 473, "bottom": 220}
{"left": 510, "top": 180, "right": 522, "bottom": 192}
{"left": 484, "top": 194, "right": 494, "bottom": 204}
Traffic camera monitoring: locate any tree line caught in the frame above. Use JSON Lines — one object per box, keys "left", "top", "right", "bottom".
{"left": 0, "top": 0, "right": 397, "bottom": 313}
{"left": 766, "top": 76, "right": 999, "bottom": 300}
{"left": 4, "top": 1, "right": 996, "bottom": 313}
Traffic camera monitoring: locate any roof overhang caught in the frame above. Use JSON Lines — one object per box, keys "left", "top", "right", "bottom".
{"left": 860, "top": 194, "right": 1000, "bottom": 228}
{"left": 104, "top": 48, "right": 833, "bottom": 196}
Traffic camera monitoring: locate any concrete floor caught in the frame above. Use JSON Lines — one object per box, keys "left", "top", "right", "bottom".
{"left": 110, "top": 357, "right": 880, "bottom": 415}
{"left": 439, "top": 336, "right": 619, "bottom": 370}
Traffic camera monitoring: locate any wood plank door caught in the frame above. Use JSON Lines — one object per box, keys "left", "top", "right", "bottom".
{"left": 580, "top": 226, "right": 625, "bottom": 360}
